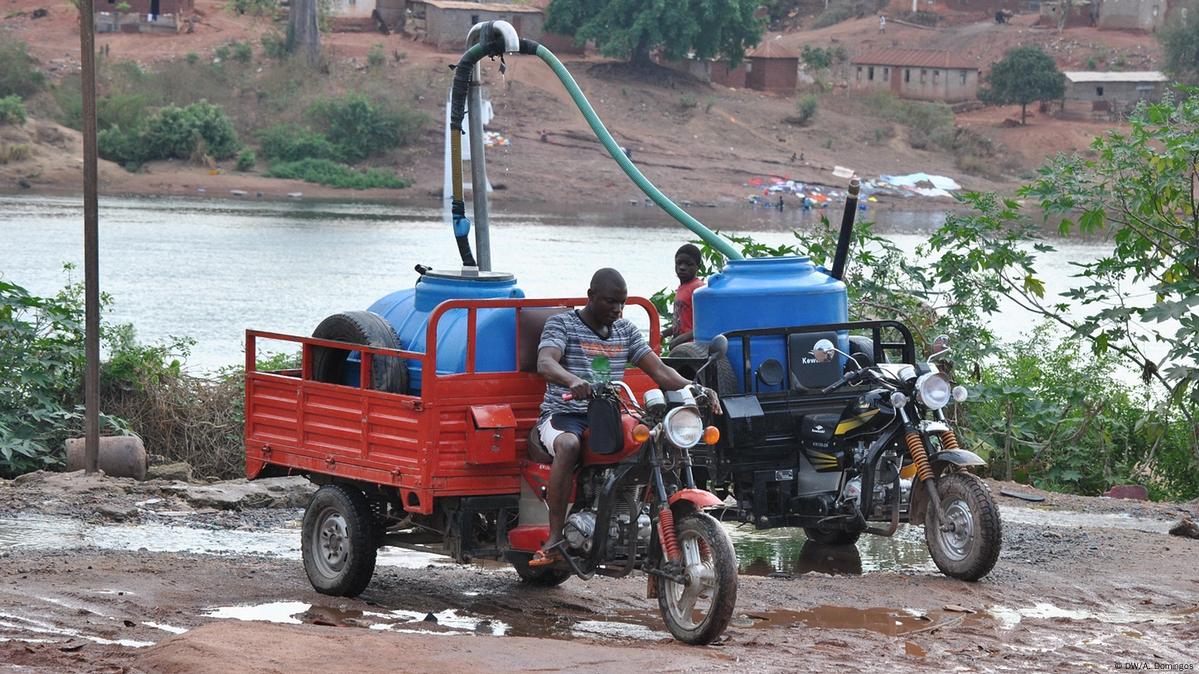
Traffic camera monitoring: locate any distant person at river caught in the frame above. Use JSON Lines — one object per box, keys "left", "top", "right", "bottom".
{"left": 530, "top": 268, "right": 718, "bottom": 567}
{"left": 879, "top": 14, "right": 886, "bottom": 32}
{"left": 661, "top": 244, "right": 704, "bottom": 347}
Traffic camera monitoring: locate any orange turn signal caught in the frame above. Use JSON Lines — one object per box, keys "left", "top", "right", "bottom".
{"left": 632, "top": 424, "right": 651, "bottom": 443}
{"left": 702, "top": 426, "right": 720, "bottom": 445}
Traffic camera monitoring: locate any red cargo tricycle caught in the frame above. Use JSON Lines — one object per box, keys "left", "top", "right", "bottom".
{"left": 244, "top": 296, "right": 738, "bottom": 644}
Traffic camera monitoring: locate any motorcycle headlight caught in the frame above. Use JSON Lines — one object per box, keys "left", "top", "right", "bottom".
{"left": 663, "top": 407, "right": 704, "bottom": 448}
{"left": 915, "top": 372, "right": 952, "bottom": 410}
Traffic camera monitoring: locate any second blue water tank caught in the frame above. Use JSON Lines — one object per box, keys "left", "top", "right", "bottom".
{"left": 693, "top": 256, "right": 848, "bottom": 392}
{"left": 368, "top": 270, "right": 525, "bottom": 393}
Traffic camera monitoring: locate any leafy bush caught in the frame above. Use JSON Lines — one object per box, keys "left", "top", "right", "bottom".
{"left": 99, "top": 93, "right": 151, "bottom": 132}
{"left": 232, "top": 41, "right": 253, "bottom": 64}
{"left": 214, "top": 45, "right": 231, "bottom": 62}
{"left": 187, "top": 52, "right": 200, "bottom": 65}
{"left": 679, "top": 93, "right": 697, "bottom": 110}
{"left": 266, "top": 158, "right": 410, "bottom": 189}
{"left": 98, "top": 125, "right": 149, "bottom": 170}
{"left": 256, "top": 123, "right": 340, "bottom": 162}
{"left": 0, "top": 36, "right": 45, "bottom": 99}
{"left": 0, "top": 273, "right": 130, "bottom": 477}
{"left": 143, "top": 100, "right": 239, "bottom": 160}
{"left": 236, "top": 148, "right": 256, "bottom": 171}
{"left": 368, "top": 43, "right": 385, "bottom": 68}
{"left": 99, "top": 101, "right": 240, "bottom": 169}
{"left": 862, "top": 91, "right": 956, "bottom": 151}
{"left": 793, "top": 94, "right": 818, "bottom": 126}
{"left": 306, "top": 93, "right": 428, "bottom": 163}
{"left": 800, "top": 45, "right": 846, "bottom": 70}
{"left": 963, "top": 327, "right": 1198, "bottom": 499}
{"left": 0, "top": 94, "right": 25, "bottom": 125}
{"left": 261, "top": 32, "right": 288, "bottom": 59}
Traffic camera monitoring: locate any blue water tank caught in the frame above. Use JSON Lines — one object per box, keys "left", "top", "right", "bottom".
{"left": 367, "top": 270, "right": 525, "bottom": 393}
{"left": 693, "top": 256, "right": 848, "bottom": 392}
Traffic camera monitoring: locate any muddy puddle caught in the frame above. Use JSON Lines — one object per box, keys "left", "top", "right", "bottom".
{"left": 0, "top": 516, "right": 448, "bottom": 569}
{"left": 726, "top": 523, "right": 937, "bottom": 577}
{"left": 738, "top": 605, "right": 986, "bottom": 636}
{"left": 201, "top": 601, "right": 510, "bottom": 636}
{"left": 1002, "top": 507, "right": 1175, "bottom": 534}
{"left": 1, "top": 515, "right": 937, "bottom": 579}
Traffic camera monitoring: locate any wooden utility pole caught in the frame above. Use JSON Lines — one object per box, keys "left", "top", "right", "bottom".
{"left": 79, "top": 0, "right": 100, "bottom": 473}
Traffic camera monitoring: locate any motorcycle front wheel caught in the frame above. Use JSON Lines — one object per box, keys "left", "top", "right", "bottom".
{"left": 657, "top": 512, "right": 738, "bottom": 645}
{"left": 924, "top": 472, "right": 1002, "bottom": 581}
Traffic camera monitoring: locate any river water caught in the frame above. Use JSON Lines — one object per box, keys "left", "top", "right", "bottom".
{"left": 0, "top": 194, "right": 1120, "bottom": 372}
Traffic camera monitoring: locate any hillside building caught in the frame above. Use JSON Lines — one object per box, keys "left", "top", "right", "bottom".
{"left": 391, "top": 0, "right": 544, "bottom": 50}
{"left": 94, "top": 0, "right": 193, "bottom": 33}
{"left": 850, "top": 49, "right": 979, "bottom": 103}
{"left": 1096, "top": 0, "right": 1170, "bottom": 31}
{"left": 1063, "top": 71, "right": 1169, "bottom": 103}
{"left": 745, "top": 41, "right": 800, "bottom": 93}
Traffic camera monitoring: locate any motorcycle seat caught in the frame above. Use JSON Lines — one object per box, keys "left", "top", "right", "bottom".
{"left": 526, "top": 416, "right": 639, "bottom": 466}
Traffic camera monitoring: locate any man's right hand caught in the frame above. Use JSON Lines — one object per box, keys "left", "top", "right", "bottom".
{"left": 568, "top": 378, "right": 592, "bottom": 401}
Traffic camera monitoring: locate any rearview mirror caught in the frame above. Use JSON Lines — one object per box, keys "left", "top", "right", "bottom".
{"left": 932, "top": 334, "right": 950, "bottom": 353}
{"left": 812, "top": 339, "right": 836, "bottom": 363}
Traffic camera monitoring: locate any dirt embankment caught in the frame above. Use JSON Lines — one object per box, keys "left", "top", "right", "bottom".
{"left": 1, "top": 0, "right": 1161, "bottom": 211}
{"left": 0, "top": 471, "right": 1197, "bottom": 672}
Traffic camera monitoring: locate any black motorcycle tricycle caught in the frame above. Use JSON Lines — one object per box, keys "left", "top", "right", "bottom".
{"left": 671, "top": 323, "right": 1002, "bottom": 581}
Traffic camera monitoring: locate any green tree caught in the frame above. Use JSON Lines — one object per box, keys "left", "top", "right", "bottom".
{"left": 928, "top": 93, "right": 1199, "bottom": 462}
{"left": 1160, "top": 3, "right": 1199, "bottom": 85}
{"left": 979, "top": 46, "right": 1065, "bottom": 125}
{"left": 545, "top": 0, "right": 764, "bottom": 69}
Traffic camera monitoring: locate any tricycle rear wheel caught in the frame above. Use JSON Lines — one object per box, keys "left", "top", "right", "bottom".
{"left": 509, "top": 553, "right": 572, "bottom": 587}
{"left": 302, "top": 484, "right": 378, "bottom": 597}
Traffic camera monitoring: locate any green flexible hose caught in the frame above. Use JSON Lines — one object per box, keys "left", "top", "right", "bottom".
{"left": 534, "top": 45, "right": 743, "bottom": 261}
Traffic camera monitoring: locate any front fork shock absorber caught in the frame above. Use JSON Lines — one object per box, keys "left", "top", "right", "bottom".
{"left": 938, "top": 429, "right": 962, "bottom": 451}
{"left": 904, "top": 430, "right": 936, "bottom": 482}
{"left": 658, "top": 508, "right": 681, "bottom": 562}
{"left": 900, "top": 411, "right": 943, "bottom": 521}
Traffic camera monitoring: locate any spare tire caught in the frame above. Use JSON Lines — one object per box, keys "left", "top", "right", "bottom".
{"left": 669, "top": 341, "right": 738, "bottom": 396}
{"left": 311, "top": 311, "right": 409, "bottom": 394}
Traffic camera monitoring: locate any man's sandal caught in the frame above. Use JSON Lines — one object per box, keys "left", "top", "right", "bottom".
{"left": 528, "top": 546, "right": 564, "bottom": 568}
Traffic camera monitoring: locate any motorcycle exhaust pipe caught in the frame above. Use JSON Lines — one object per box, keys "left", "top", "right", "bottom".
{"left": 829, "top": 178, "right": 861, "bottom": 281}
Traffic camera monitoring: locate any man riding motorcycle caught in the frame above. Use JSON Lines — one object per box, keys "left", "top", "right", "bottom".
{"left": 530, "top": 267, "right": 719, "bottom": 567}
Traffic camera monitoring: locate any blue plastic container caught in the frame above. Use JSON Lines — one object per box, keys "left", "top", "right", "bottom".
{"left": 693, "top": 256, "right": 848, "bottom": 392}
{"left": 366, "top": 270, "right": 525, "bottom": 393}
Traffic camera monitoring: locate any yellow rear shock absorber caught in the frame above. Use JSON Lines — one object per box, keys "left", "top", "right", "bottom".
{"left": 904, "top": 430, "right": 936, "bottom": 482}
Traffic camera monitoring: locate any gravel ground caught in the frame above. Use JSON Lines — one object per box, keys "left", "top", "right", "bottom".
{"left": 1, "top": 472, "right": 1197, "bottom": 673}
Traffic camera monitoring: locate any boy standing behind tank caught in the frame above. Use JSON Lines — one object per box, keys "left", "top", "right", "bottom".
{"left": 662, "top": 244, "right": 704, "bottom": 347}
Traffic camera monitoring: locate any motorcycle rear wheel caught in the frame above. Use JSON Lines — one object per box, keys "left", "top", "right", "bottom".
{"left": 509, "top": 553, "right": 572, "bottom": 587}
{"left": 924, "top": 472, "right": 1002, "bottom": 581}
{"left": 657, "top": 512, "right": 738, "bottom": 645}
